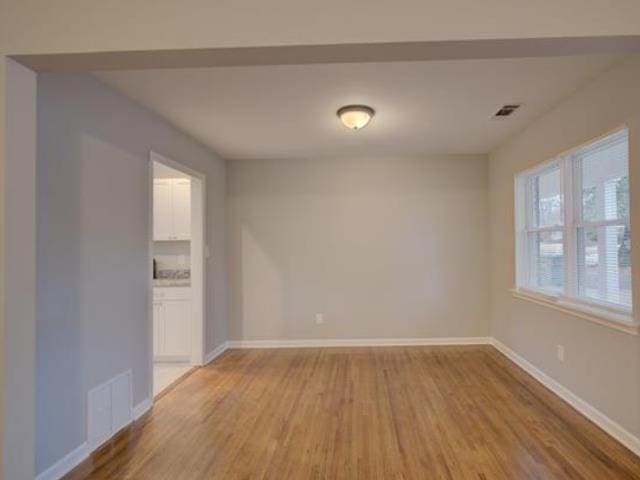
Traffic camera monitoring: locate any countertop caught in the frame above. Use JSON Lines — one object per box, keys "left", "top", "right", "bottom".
{"left": 153, "top": 278, "right": 191, "bottom": 288}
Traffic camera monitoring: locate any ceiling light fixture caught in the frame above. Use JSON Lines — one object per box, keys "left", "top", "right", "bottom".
{"left": 337, "top": 105, "right": 375, "bottom": 131}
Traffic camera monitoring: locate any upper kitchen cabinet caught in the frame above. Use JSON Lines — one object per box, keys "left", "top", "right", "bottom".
{"left": 153, "top": 178, "right": 191, "bottom": 241}
{"left": 171, "top": 179, "right": 191, "bottom": 239}
{"left": 153, "top": 179, "right": 173, "bottom": 240}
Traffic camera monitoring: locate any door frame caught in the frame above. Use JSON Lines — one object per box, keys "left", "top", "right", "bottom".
{"left": 148, "top": 151, "right": 206, "bottom": 391}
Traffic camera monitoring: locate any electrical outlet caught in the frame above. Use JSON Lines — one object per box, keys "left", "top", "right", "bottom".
{"left": 315, "top": 313, "right": 324, "bottom": 325}
{"left": 556, "top": 344, "right": 565, "bottom": 362}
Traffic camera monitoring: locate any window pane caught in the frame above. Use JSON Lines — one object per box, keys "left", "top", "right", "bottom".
{"left": 578, "top": 129, "right": 629, "bottom": 223}
{"left": 577, "top": 225, "right": 632, "bottom": 307}
{"left": 528, "top": 230, "right": 564, "bottom": 292}
{"left": 531, "top": 167, "right": 563, "bottom": 227}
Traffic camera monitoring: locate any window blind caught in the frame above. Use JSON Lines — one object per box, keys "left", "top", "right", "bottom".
{"left": 574, "top": 129, "right": 630, "bottom": 307}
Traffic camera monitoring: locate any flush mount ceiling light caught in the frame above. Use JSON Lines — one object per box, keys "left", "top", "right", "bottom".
{"left": 337, "top": 105, "right": 375, "bottom": 131}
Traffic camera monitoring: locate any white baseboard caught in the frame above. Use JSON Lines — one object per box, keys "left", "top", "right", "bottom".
{"left": 35, "top": 442, "right": 90, "bottom": 480}
{"left": 133, "top": 397, "right": 153, "bottom": 420}
{"left": 226, "top": 337, "right": 492, "bottom": 348}
{"left": 491, "top": 338, "right": 640, "bottom": 458}
{"left": 204, "top": 342, "right": 229, "bottom": 364}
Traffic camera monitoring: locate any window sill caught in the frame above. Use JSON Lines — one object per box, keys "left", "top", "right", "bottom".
{"left": 510, "top": 288, "right": 639, "bottom": 336}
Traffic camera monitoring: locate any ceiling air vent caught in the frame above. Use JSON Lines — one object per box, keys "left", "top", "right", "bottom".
{"left": 492, "top": 103, "right": 522, "bottom": 119}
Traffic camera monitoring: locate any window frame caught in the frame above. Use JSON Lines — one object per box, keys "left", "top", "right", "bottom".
{"left": 517, "top": 159, "right": 566, "bottom": 295}
{"left": 514, "top": 126, "right": 633, "bottom": 320}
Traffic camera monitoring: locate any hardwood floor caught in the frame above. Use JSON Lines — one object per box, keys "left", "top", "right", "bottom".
{"left": 64, "top": 346, "right": 640, "bottom": 479}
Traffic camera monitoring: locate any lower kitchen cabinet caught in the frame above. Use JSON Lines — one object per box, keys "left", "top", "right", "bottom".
{"left": 153, "top": 287, "right": 191, "bottom": 360}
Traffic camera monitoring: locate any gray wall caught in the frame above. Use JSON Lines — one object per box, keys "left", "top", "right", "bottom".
{"left": 36, "top": 73, "right": 227, "bottom": 474}
{"left": 5, "top": 59, "right": 37, "bottom": 480}
{"left": 488, "top": 56, "right": 640, "bottom": 438}
{"left": 227, "top": 155, "right": 489, "bottom": 341}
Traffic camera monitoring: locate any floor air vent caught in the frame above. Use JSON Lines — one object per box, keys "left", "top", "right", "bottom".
{"left": 88, "top": 370, "right": 133, "bottom": 448}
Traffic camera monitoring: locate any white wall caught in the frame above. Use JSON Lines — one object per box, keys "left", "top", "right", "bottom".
{"left": 228, "top": 155, "right": 489, "bottom": 341}
{"left": 4, "top": 1, "right": 640, "bottom": 58}
{"left": 488, "top": 56, "right": 640, "bottom": 438}
{"left": 36, "top": 73, "right": 227, "bottom": 474}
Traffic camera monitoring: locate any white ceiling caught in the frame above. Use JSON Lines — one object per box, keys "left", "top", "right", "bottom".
{"left": 95, "top": 55, "right": 623, "bottom": 160}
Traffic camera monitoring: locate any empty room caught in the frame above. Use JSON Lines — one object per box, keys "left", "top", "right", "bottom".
{"left": 3, "top": 4, "right": 640, "bottom": 480}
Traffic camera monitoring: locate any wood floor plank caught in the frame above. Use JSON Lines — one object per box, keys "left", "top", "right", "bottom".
{"left": 63, "top": 346, "right": 640, "bottom": 479}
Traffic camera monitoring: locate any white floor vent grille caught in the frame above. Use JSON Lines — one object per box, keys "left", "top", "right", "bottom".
{"left": 87, "top": 370, "right": 133, "bottom": 448}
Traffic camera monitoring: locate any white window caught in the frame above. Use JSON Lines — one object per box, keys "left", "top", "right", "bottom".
{"left": 515, "top": 127, "right": 632, "bottom": 313}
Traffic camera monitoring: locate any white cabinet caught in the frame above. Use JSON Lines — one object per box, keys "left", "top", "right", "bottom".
{"left": 153, "top": 178, "right": 191, "bottom": 241}
{"left": 171, "top": 180, "right": 191, "bottom": 240}
{"left": 162, "top": 301, "right": 192, "bottom": 355}
{"left": 153, "top": 287, "right": 191, "bottom": 360}
{"left": 153, "top": 302, "right": 163, "bottom": 357}
{"left": 153, "top": 180, "right": 173, "bottom": 241}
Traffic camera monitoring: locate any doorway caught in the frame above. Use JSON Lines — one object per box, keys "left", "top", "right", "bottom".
{"left": 149, "top": 151, "right": 206, "bottom": 397}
